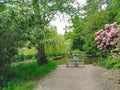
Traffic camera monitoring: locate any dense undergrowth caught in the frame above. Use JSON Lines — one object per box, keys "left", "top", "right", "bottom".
{"left": 98, "top": 58, "right": 120, "bottom": 70}
{"left": 2, "top": 60, "right": 57, "bottom": 90}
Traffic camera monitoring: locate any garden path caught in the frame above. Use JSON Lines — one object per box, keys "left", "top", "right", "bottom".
{"left": 34, "top": 65, "right": 120, "bottom": 90}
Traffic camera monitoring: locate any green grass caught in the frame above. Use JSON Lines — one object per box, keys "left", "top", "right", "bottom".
{"left": 13, "top": 81, "right": 37, "bottom": 90}
{"left": 3, "top": 60, "right": 57, "bottom": 90}
{"left": 12, "top": 61, "right": 57, "bottom": 79}
{"left": 72, "top": 50, "right": 86, "bottom": 54}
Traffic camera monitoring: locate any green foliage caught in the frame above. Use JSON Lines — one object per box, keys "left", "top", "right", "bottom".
{"left": 98, "top": 58, "right": 120, "bottom": 69}
{"left": 14, "top": 54, "right": 25, "bottom": 62}
{"left": 82, "top": 11, "right": 111, "bottom": 55}
{"left": 63, "top": 39, "right": 73, "bottom": 52}
{"left": 105, "top": 59, "right": 118, "bottom": 69}
{"left": 29, "top": 0, "right": 80, "bottom": 65}
{"left": 72, "top": 37, "right": 85, "bottom": 50}
{"left": 108, "top": 0, "right": 120, "bottom": 23}
{"left": 19, "top": 47, "right": 37, "bottom": 56}
{"left": 80, "top": 0, "right": 120, "bottom": 57}
{"left": 83, "top": 38, "right": 97, "bottom": 54}
{"left": 70, "top": 16, "right": 85, "bottom": 50}
{"left": 108, "top": 0, "right": 120, "bottom": 10}
{"left": 45, "top": 27, "right": 71, "bottom": 54}
{"left": 71, "top": 16, "right": 84, "bottom": 33}
{"left": 113, "top": 63, "right": 120, "bottom": 70}
{"left": 13, "top": 81, "right": 37, "bottom": 90}
{"left": 83, "top": 0, "right": 99, "bottom": 15}
{"left": 64, "top": 32, "right": 74, "bottom": 40}
{"left": 84, "top": 11, "right": 110, "bottom": 35}
{"left": 114, "top": 9, "right": 120, "bottom": 23}
{"left": 46, "top": 51, "right": 65, "bottom": 57}
{"left": 3, "top": 60, "right": 57, "bottom": 90}
{"left": 14, "top": 54, "right": 38, "bottom": 62}
{"left": 0, "top": 5, "right": 32, "bottom": 89}
{"left": 11, "top": 61, "right": 57, "bottom": 80}
{"left": 72, "top": 50, "right": 86, "bottom": 54}
{"left": 14, "top": 47, "right": 38, "bottom": 62}
{"left": 0, "top": 3, "right": 6, "bottom": 12}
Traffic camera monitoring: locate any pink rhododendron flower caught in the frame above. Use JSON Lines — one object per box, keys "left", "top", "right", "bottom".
{"left": 95, "top": 22, "right": 120, "bottom": 51}
{"left": 114, "top": 38, "right": 119, "bottom": 41}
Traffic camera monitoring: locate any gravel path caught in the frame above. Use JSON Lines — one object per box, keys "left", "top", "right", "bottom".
{"left": 34, "top": 65, "right": 120, "bottom": 90}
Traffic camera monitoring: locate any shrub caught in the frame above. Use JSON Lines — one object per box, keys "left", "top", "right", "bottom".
{"left": 13, "top": 54, "right": 38, "bottom": 62}
{"left": 105, "top": 59, "right": 118, "bottom": 69}
{"left": 98, "top": 58, "right": 120, "bottom": 69}
{"left": 46, "top": 51, "right": 65, "bottom": 57}
{"left": 95, "top": 22, "right": 120, "bottom": 58}
{"left": 2, "top": 60, "right": 57, "bottom": 90}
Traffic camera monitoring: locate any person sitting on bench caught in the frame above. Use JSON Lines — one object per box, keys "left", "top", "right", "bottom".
{"left": 73, "top": 55, "right": 78, "bottom": 67}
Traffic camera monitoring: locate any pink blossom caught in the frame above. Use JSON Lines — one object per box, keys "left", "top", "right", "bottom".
{"left": 95, "top": 32, "right": 100, "bottom": 35}
{"left": 111, "top": 22, "right": 117, "bottom": 27}
{"left": 95, "top": 22, "right": 120, "bottom": 52}
{"left": 112, "top": 55, "right": 117, "bottom": 58}
{"left": 114, "top": 38, "right": 119, "bottom": 41}
{"left": 105, "top": 24, "right": 110, "bottom": 30}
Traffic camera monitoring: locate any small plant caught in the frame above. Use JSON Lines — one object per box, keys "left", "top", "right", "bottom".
{"left": 93, "top": 63, "right": 97, "bottom": 66}
{"left": 108, "top": 76, "right": 113, "bottom": 80}
{"left": 113, "top": 63, "right": 120, "bottom": 70}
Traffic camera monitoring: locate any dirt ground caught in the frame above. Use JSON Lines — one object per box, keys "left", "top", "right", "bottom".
{"left": 34, "top": 65, "right": 120, "bottom": 90}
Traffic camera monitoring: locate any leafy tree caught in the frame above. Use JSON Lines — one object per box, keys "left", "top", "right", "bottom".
{"left": 0, "top": 0, "right": 79, "bottom": 66}
{"left": 108, "top": 0, "right": 120, "bottom": 9}
{"left": 44, "top": 26, "right": 66, "bottom": 55}
{"left": 108, "top": 0, "right": 120, "bottom": 24}
{"left": 29, "top": 0, "right": 79, "bottom": 65}
{"left": 85, "top": 0, "right": 112, "bottom": 16}
{"left": 95, "top": 22, "right": 120, "bottom": 58}
{"left": 83, "top": 0, "right": 99, "bottom": 16}
{"left": 0, "top": 2, "right": 31, "bottom": 89}
{"left": 82, "top": 11, "right": 111, "bottom": 55}
{"left": 0, "top": 2, "right": 31, "bottom": 66}
{"left": 70, "top": 16, "right": 85, "bottom": 50}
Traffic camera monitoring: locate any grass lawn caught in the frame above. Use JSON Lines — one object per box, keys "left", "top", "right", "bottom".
{"left": 3, "top": 60, "right": 57, "bottom": 90}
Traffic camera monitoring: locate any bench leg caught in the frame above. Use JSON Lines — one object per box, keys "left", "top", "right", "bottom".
{"left": 66, "top": 63, "right": 68, "bottom": 67}
{"left": 76, "top": 63, "right": 78, "bottom": 67}
{"left": 75, "top": 63, "right": 78, "bottom": 67}
{"left": 74, "top": 62, "right": 78, "bottom": 67}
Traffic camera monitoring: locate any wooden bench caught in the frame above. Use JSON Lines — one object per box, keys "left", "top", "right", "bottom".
{"left": 66, "top": 59, "right": 84, "bottom": 67}
{"left": 66, "top": 54, "right": 93, "bottom": 67}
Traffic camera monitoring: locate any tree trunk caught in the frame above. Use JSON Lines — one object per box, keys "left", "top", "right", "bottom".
{"left": 99, "top": 0, "right": 102, "bottom": 11}
{"left": 37, "top": 45, "right": 48, "bottom": 65}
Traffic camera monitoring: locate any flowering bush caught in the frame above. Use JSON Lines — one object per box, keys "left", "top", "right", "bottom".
{"left": 95, "top": 22, "right": 120, "bottom": 58}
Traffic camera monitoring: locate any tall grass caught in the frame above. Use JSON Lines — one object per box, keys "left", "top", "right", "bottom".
{"left": 3, "top": 60, "right": 57, "bottom": 90}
